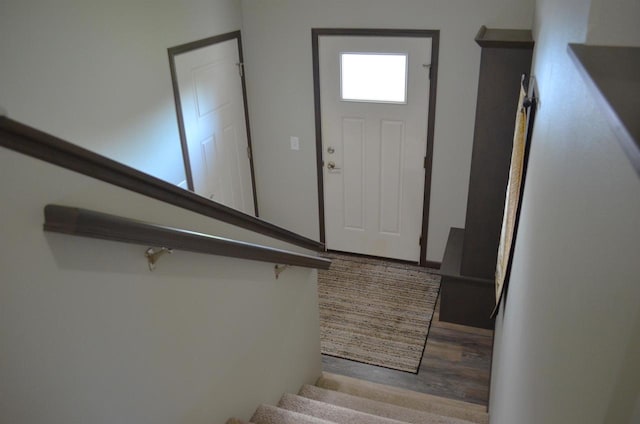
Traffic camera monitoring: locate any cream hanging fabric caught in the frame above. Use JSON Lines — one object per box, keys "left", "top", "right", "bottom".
{"left": 495, "top": 83, "right": 528, "bottom": 303}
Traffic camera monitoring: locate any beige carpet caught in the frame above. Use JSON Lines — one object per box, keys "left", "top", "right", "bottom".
{"left": 318, "top": 253, "right": 441, "bottom": 373}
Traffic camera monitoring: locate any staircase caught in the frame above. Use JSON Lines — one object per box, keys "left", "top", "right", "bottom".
{"left": 227, "top": 372, "right": 489, "bottom": 424}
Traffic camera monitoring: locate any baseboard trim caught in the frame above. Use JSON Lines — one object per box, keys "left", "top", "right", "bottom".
{"left": 425, "top": 260, "right": 441, "bottom": 269}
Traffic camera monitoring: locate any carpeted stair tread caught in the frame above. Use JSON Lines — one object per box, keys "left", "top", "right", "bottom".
{"left": 278, "top": 393, "right": 410, "bottom": 424}
{"left": 251, "top": 404, "right": 336, "bottom": 424}
{"left": 225, "top": 419, "right": 253, "bottom": 424}
{"left": 316, "top": 373, "right": 488, "bottom": 424}
{"left": 299, "top": 384, "right": 478, "bottom": 424}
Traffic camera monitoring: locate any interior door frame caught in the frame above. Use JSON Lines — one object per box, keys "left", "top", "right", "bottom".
{"left": 168, "top": 30, "right": 260, "bottom": 216}
{"left": 312, "top": 28, "right": 440, "bottom": 267}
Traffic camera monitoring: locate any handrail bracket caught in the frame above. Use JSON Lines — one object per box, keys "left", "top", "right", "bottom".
{"left": 145, "top": 247, "right": 173, "bottom": 271}
{"left": 274, "top": 264, "right": 290, "bottom": 279}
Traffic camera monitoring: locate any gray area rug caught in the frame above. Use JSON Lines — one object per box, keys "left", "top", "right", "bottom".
{"left": 318, "top": 253, "right": 441, "bottom": 373}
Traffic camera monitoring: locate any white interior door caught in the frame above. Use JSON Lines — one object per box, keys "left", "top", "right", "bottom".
{"left": 175, "top": 39, "right": 255, "bottom": 215}
{"left": 319, "top": 36, "right": 431, "bottom": 262}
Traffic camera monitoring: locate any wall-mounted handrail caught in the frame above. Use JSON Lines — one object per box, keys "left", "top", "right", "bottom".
{"left": 0, "top": 117, "right": 324, "bottom": 251}
{"left": 43, "top": 205, "right": 332, "bottom": 271}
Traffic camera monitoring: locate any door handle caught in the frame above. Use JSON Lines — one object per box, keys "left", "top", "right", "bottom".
{"left": 327, "top": 161, "right": 341, "bottom": 170}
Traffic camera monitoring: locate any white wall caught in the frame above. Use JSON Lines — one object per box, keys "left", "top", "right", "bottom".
{"left": 489, "top": 0, "right": 640, "bottom": 422}
{"left": 0, "top": 145, "right": 323, "bottom": 424}
{"left": 240, "top": 0, "right": 535, "bottom": 260}
{"left": 587, "top": 0, "right": 640, "bottom": 46}
{"left": 0, "top": 0, "right": 242, "bottom": 186}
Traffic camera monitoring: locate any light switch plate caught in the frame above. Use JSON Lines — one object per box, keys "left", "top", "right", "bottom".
{"left": 290, "top": 136, "right": 300, "bottom": 151}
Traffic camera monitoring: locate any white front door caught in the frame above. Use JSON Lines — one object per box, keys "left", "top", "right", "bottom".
{"left": 175, "top": 38, "right": 255, "bottom": 215}
{"left": 319, "top": 36, "right": 431, "bottom": 262}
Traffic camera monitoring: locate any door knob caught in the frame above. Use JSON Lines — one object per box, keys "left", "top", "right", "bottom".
{"left": 327, "top": 161, "right": 341, "bottom": 170}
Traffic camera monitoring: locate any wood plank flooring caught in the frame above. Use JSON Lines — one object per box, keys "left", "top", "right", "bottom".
{"left": 322, "top": 296, "right": 494, "bottom": 407}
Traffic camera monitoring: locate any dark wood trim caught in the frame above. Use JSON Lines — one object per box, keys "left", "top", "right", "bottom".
{"left": 568, "top": 44, "right": 640, "bottom": 177}
{"left": 168, "top": 48, "right": 194, "bottom": 189}
{"left": 311, "top": 28, "right": 440, "bottom": 266}
{"left": 167, "top": 31, "right": 261, "bottom": 214}
{"left": 312, "top": 29, "right": 326, "bottom": 244}
{"left": 167, "top": 31, "right": 241, "bottom": 57}
{"left": 236, "top": 33, "right": 260, "bottom": 216}
{"left": 313, "top": 28, "right": 442, "bottom": 38}
{"left": 425, "top": 260, "right": 441, "bottom": 270}
{"left": 474, "top": 26, "right": 534, "bottom": 49}
{"left": 0, "top": 117, "right": 324, "bottom": 251}
{"left": 44, "top": 205, "right": 331, "bottom": 270}
{"left": 420, "top": 32, "right": 440, "bottom": 267}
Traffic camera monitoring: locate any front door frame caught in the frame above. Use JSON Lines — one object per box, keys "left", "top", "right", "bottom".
{"left": 312, "top": 28, "right": 440, "bottom": 267}
{"left": 168, "top": 30, "right": 260, "bottom": 216}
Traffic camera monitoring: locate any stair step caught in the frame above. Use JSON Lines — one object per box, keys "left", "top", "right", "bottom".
{"left": 279, "top": 393, "right": 409, "bottom": 424}
{"left": 225, "top": 419, "right": 253, "bottom": 424}
{"left": 299, "top": 385, "right": 477, "bottom": 424}
{"left": 251, "top": 404, "right": 336, "bottom": 424}
{"left": 316, "top": 373, "right": 488, "bottom": 424}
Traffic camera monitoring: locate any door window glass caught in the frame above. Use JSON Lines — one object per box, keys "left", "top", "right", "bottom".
{"left": 340, "top": 53, "right": 407, "bottom": 103}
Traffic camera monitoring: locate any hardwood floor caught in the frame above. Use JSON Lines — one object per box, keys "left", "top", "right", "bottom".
{"left": 322, "top": 296, "right": 494, "bottom": 407}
